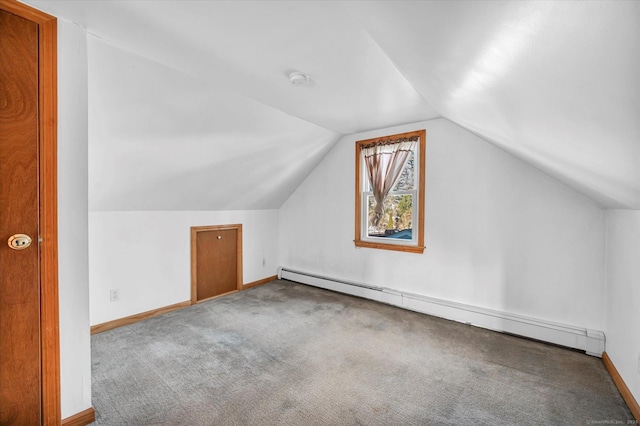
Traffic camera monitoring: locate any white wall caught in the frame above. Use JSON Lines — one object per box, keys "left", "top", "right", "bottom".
{"left": 605, "top": 210, "right": 640, "bottom": 402}
{"left": 89, "top": 210, "right": 279, "bottom": 325}
{"left": 280, "top": 119, "right": 606, "bottom": 330}
{"left": 57, "top": 19, "right": 92, "bottom": 419}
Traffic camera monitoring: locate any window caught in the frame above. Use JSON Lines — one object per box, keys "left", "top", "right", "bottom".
{"left": 355, "top": 130, "right": 425, "bottom": 253}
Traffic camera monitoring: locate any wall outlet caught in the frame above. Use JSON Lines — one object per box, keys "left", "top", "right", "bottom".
{"left": 637, "top": 353, "right": 640, "bottom": 375}
{"left": 262, "top": 258, "right": 266, "bottom": 267}
{"left": 109, "top": 288, "right": 120, "bottom": 302}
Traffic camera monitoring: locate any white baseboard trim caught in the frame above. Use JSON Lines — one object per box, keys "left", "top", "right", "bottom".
{"left": 279, "top": 267, "right": 605, "bottom": 357}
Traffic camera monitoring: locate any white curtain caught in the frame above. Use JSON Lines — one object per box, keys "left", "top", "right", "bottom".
{"left": 362, "top": 138, "right": 417, "bottom": 227}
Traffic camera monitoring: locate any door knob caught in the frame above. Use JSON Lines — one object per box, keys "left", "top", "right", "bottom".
{"left": 8, "top": 234, "right": 32, "bottom": 250}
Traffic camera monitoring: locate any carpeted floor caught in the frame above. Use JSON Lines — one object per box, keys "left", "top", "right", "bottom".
{"left": 91, "top": 279, "right": 633, "bottom": 425}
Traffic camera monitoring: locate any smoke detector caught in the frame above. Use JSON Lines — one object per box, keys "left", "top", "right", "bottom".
{"left": 288, "top": 71, "right": 311, "bottom": 86}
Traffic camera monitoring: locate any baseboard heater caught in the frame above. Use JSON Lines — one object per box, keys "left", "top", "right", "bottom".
{"left": 278, "top": 267, "right": 605, "bottom": 357}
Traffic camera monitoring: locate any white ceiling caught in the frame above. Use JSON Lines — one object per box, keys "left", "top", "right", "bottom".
{"left": 24, "top": 0, "right": 640, "bottom": 211}
{"left": 87, "top": 38, "right": 341, "bottom": 211}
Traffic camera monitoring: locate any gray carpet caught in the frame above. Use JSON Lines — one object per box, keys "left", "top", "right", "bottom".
{"left": 91, "top": 280, "right": 633, "bottom": 425}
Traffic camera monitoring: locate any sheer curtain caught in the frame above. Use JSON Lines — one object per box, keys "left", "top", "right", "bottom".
{"left": 362, "top": 137, "right": 418, "bottom": 227}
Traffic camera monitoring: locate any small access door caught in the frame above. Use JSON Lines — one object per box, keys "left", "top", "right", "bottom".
{"left": 191, "top": 224, "right": 243, "bottom": 303}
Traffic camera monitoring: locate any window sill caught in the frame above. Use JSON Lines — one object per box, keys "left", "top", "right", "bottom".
{"left": 354, "top": 240, "right": 425, "bottom": 254}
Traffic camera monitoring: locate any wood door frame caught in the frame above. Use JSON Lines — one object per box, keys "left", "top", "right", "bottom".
{"left": 190, "top": 224, "right": 243, "bottom": 304}
{"left": 0, "top": 0, "right": 59, "bottom": 424}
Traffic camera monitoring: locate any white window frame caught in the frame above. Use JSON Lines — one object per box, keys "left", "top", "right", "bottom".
{"left": 360, "top": 144, "right": 419, "bottom": 246}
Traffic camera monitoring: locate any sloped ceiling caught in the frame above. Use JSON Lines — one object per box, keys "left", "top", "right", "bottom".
{"left": 24, "top": 0, "right": 640, "bottom": 211}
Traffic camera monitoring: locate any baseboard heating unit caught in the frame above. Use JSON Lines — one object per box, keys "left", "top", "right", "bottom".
{"left": 278, "top": 267, "right": 605, "bottom": 357}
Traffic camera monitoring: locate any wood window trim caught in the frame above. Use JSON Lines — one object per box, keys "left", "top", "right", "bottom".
{"left": 190, "top": 224, "right": 243, "bottom": 304}
{"left": 354, "top": 129, "right": 426, "bottom": 254}
{"left": 0, "top": 0, "right": 60, "bottom": 423}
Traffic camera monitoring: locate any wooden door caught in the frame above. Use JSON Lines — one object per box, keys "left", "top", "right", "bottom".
{"left": 191, "top": 225, "right": 242, "bottom": 303}
{"left": 0, "top": 9, "right": 42, "bottom": 424}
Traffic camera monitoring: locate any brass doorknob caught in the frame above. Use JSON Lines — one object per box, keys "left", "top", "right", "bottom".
{"left": 8, "top": 234, "right": 32, "bottom": 250}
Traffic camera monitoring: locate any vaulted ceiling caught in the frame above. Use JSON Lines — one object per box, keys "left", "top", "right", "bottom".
{"left": 25, "top": 0, "right": 640, "bottom": 211}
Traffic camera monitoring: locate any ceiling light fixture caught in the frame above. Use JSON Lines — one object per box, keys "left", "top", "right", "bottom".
{"left": 288, "top": 71, "right": 311, "bottom": 86}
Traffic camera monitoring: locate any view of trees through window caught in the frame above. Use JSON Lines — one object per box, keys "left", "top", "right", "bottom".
{"left": 355, "top": 129, "right": 424, "bottom": 253}
{"left": 366, "top": 151, "right": 415, "bottom": 240}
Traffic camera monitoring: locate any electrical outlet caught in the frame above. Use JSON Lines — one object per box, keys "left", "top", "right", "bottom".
{"left": 262, "top": 258, "right": 266, "bottom": 267}
{"left": 110, "top": 288, "right": 120, "bottom": 302}
{"left": 637, "top": 353, "right": 640, "bottom": 375}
